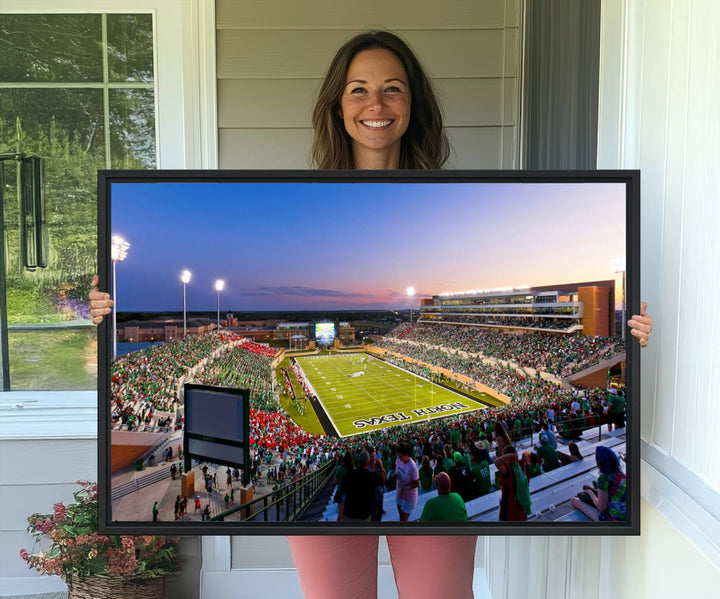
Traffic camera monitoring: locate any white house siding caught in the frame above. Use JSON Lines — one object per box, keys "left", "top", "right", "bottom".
{"left": 216, "top": 0, "right": 522, "bottom": 169}
{"left": 487, "top": 0, "right": 720, "bottom": 596}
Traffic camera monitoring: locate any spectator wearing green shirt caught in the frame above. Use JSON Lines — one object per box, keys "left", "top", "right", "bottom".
{"left": 607, "top": 389, "right": 626, "bottom": 431}
{"left": 449, "top": 426, "right": 461, "bottom": 446}
{"left": 419, "top": 455, "right": 434, "bottom": 492}
{"left": 419, "top": 472, "right": 468, "bottom": 522}
{"left": 522, "top": 451, "right": 542, "bottom": 478}
{"left": 513, "top": 417, "right": 522, "bottom": 440}
{"left": 443, "top": 445, "right": 455, "bottom": 472}
{"left": 470, "top": 449, "right": 492, "bottom": 496}
{"left": 535, "top": 433, "right": 559, "bottom": 471}
{"left": 523, "top": 414, "right": 534, "bottom": 437}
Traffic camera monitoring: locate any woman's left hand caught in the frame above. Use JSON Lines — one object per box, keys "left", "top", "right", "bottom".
{"left": 627, "top": 301, "right": 653, "bottom": 348}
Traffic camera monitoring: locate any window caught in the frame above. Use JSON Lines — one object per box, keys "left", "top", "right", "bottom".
{"left": 0, "top": 13, "right": 156, "bottom": 390}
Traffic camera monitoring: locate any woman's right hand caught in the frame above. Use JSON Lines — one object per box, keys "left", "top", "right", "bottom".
{"left": 89, "top": 274, "right": 113, "bottom": 324}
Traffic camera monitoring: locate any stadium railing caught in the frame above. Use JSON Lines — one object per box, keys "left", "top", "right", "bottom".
{"left": 515, "top": 414, "right": 624, "bottom": 448}
{"left": 211, "top": 459, "right": 336, "bottom": 522}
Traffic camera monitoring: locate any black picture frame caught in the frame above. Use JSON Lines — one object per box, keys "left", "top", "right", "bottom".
{"left": 97, "top": 169, "right": 640, "bottom": 536}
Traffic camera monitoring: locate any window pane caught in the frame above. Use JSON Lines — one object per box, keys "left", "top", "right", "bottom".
{"left": 107, "top": 14, "right": 154, "bottom": 83}
{"left": 8, "top": 329, "right": 97, "bottom": 390}
{"left": 0, "top": 89, "right": 106, "bottom": 162}
{"left": 1, "top": 89, "right": 103, "bottom": 390}
{"left": 0, "top": 14, "right": 102, "bottom": 82}
{"left": 110, "top": 89, "right": 156, "bottom": 169}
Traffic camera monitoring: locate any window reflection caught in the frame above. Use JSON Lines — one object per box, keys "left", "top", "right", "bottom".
{"left": 0, "top": 13, "right": 155, "bottom": 390}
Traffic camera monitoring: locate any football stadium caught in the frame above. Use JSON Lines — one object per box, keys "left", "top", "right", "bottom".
{"left": 109, "top": 279, "right": 628, "bottom": 526}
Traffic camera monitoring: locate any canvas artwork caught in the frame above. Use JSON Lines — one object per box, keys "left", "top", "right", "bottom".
{"left": 98, "top": 170, "right": 639, "bottom": 535}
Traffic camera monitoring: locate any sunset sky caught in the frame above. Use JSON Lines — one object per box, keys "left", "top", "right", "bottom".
{"left": 110, "top": 180, "right": 626, "bottom": 312}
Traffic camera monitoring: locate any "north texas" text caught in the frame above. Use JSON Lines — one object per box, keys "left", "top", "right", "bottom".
{"left": 352, "top": 402, "right": 468, "bottom": 429}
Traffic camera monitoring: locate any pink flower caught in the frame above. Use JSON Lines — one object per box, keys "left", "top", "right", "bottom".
{"left": 121, "top": 537, "right": 135, "bottom": 550}
{"left": 107, "top": 548, "right": 137, "bottom": 576}
{"left": 43, "top": 557, "right": 64, "bottom": 576}
{"left": 53, "top": 503, "right": 66, "bottom": 522}
{"left": 19, "top": 548, "right": 29, "bottom": 562}
{"left": 34, "top": 518, "right": 54, "bottom": 535}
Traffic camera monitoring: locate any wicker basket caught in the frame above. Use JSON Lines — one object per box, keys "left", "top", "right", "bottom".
{"left": 67, "top": 575, "right": 165, "bottom": 599}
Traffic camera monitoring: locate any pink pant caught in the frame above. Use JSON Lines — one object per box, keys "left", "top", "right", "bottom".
{"left": 287, "top": 535, "right": 477, "bottom": 599}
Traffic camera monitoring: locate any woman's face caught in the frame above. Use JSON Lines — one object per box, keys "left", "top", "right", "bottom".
{"left": 340, "top": 48, "right": 411, "bottom": 166}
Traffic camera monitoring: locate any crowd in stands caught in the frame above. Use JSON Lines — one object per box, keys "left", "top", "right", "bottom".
{"left": 379, "top": 338, "right": 577, "bottom": 408}
{"left": 194, "top": 341, "right": 277, "bottom": 411}
{"left": 383, "top": 322, "right": 622, "bottom": 377}
{"left": 111, "top": 327, "right": 626, "bottom": 521}
{"left": 111, "top": 333, "right": 232, "bottom": 429}
{"left": 250, "top": 409, "right": 317, "bottom": 455}
{"left": 321, "top": 395, "right": 625, "bottom": 521}
{"left": 241, "top": 340, "right": 279, "bottom": 359}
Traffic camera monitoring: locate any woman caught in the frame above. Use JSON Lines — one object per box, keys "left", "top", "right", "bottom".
{"left": 285, "top": 32, "right": 474, "bottom": 598}
{"left": 570, "top": 446, "right": 626, "bottom": 521}
{"left": 90, "top": 29, "right": 653, "bottom": 599}
{"left": 394, "top": 442, "right": 420, "bottom": 521}
{"left": 557, "top": 442, "right": 583, "bottom": 466}
{"left": 494, "top": 446, "right": 529, "bottom": 522}
{"left": 419, "top": 454, "right": 434, "bottom": 492}
{"left": 310, "top": 31, "right": 447, "bottom": 170}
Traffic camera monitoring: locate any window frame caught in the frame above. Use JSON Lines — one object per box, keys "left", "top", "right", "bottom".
{"left": 0, "top": 0, "right": 217, "bottom": 420}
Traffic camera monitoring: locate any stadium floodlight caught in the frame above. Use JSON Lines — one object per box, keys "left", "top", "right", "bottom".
{"left": 407, "top": 287, "right": 415, "bottom": 323}
{"left": 214, "top": 279, "right": 225, "bottom": 332}
{"left": 111, "top": 236, "right": 130, "bottom": 359}
{"left": 181, "top": 269, "right": 192, "bottom": 337}
{"left": 610, "top": 258, "right": 626, "bottom": 340}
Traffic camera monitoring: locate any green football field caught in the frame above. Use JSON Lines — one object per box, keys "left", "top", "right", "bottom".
{"left": 295, "top": 353, "right": 492, "bottom": 437}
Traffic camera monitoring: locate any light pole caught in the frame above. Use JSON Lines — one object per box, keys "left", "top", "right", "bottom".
{"left": 406, "top": 286, "right": 415, "bottom": 324}
{"left": 181, "top": 269, "right": 192, "bottom": 338}
{"left": 610, "top": 258, "right": 626, "bottom": 340}
{"left": 111, "top": 236, "right": 130, "bottom": 359}
{"left": 214, "top": 279, "right": 225, "bottom": 333}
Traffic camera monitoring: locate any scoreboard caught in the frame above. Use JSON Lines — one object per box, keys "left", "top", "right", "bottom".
{"left": 315, "top": 322, "right": 336, "bottom": 345}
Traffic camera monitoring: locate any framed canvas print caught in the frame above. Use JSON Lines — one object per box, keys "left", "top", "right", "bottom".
{"left": 97, "top": 169, "right": 640, "bottom": 535}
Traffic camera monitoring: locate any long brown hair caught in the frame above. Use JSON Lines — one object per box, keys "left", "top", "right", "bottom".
{"left": 311, "top": 31, "right": 449, "bottom": 170}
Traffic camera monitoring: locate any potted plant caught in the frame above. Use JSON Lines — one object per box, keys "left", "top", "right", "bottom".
{"left": 20, "top": 480, "right": 182, "bottom": 599}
